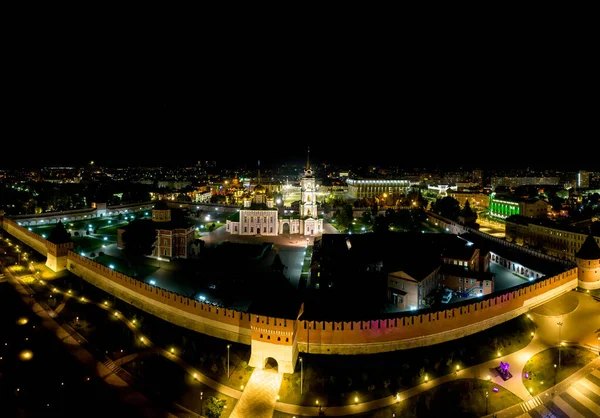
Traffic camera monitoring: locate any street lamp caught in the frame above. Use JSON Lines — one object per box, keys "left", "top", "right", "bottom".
{"left": 227, "top": 344, "right": 231, "bottom": 379}
{"left": 485, "top": 390, "right": 489, "bottom": 415}
{"left": 200, "top": 391, "right": 203, "bottom": 416}
{"left": 557, "top": 322, "right": 563, "bottom": 374}
{"left": 299, "top": 356, "right": 303, "bottom": 395}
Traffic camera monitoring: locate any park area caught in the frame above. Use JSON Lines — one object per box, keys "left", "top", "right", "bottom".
{"left": 521, "top": 346, "right": 598, "bottom": 396}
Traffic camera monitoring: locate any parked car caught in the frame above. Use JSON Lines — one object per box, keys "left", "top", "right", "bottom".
{"left": 441, "top": 288, "right": 453, "bottom": 304}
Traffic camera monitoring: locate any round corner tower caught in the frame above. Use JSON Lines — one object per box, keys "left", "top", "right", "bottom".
{"left": 575, "top": 233, "right": 600, "bottom": 290}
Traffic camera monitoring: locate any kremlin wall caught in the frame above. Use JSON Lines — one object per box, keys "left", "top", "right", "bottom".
{"left": 1, "top": 214, "right": 592, "bottom": 373}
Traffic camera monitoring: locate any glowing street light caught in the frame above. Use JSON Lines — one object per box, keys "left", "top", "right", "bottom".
{"left": 227, "top": 344, "right": 231, "bottom": 379}
{"left": 300, "top": 357, "right": 303, "bottom": 395}
{"left": 557, "top": 322, "right": 563, "bottom": 374}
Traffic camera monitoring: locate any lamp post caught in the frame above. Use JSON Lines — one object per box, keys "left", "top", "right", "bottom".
{"left": 557, "top": 322, "right": 563, "bottom": 374}
{"left": 200, "top": 391, "right": 203, "bottom": 416}
{"left": 299, "top": 356, "right": 303, "bottom": 395}
{"left": 227, "top": 344, "right": 231, "bottom": 379}
{"left": 485, "top": 390, "right": 489, "bottom": 415}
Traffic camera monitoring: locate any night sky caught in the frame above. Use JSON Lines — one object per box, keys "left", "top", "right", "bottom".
{"left": 3, "top": 33, "right": 596, "bottom": 170}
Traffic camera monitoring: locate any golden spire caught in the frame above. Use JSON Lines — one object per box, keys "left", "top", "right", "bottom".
{"left": 306, "top": 147, "right": 310, "bottom": 170}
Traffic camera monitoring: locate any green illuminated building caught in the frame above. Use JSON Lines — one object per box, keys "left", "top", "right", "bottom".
{"left": 489, "top": 193, "right": 520, "bottom": 219}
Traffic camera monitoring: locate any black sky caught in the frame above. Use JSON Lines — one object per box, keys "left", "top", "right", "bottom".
{"left": 3, "top": 29, "right": 598, "bottom": 171}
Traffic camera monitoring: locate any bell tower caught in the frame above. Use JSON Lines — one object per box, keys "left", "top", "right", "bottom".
{"left": 300, "top": 147, "right": 317, "bottom": 219}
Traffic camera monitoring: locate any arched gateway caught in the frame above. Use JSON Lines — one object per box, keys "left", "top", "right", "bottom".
{"left": 248, "top": 317, "right": 298, "bottom": 374}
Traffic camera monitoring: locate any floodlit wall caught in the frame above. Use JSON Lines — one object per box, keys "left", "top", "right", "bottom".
{"left": 2, "top": 217, "right": 49, "bottom": 255}
{"left": 296, "top": 268, "right": 577, "bottom": 354}
{"left": 2, "top": 215, "right": 579, "bottom": 362}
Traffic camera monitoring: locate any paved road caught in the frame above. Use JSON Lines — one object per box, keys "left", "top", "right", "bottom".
{"left": 230, "top": 370, "right": 282, "bottom": 418}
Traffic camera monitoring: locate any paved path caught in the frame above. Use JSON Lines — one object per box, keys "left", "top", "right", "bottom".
{"left": 3, "top": 266, "right": 182, "bottom": 418}
{"left": 270, "top": 290, "right": 600, "bottom": 417}
{"left": 230, "top": 369, "right": 282, "bottom": 418}
{"left": 487, "top": 358, "right": 600, "bottom": 418}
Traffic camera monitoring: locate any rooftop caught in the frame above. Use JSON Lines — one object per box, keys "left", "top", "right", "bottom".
{"left": 575, "top": 234, "right": 600, "bottom": 260}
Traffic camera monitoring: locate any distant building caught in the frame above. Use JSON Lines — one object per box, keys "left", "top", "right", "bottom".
{"left": 472, "top": 169, "right": 483, "bottom": 187}
{"left": 489, "top": 194, "right": 550, "bottom": 219}
{"left": 578, "top": 170, "right": 590, "bottom": 188}
{"left": 226, "top": 149, "right": 323, "bottom": 236}
{"left": 491, "top": 176, "right": 561, "bottom": 190}
{"left": 346, "top": 178, "right": 413, "bottom": 199}
{"left": 117, "top": 200, "right": 197, "bottom": 260}
{"left": 505, "top": 215, "right": 600, "bottom": 262}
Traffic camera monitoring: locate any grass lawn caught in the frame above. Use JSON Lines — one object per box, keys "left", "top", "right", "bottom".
{"left": 53, "top": 295, "right": 140, "bottom": 357}
{"left": 50, "top": 272, "right": 255, "bottom": 391}
{"left": 278, "top": 314, "right": 535, "bottom": 406}
{"left": 93, "top": 254, "right": 158, "bottom": 278}
{"left": 521, "top": 346, "right": 598, "bottom": 396}
{"left": 72, "top": 236, "right": 105, "bottom": 253}
{"left": 122, "top": 354, "right": 237, "bottom": 418}
{"left": 273, "top": 378, "right": 522, "bottom": 417}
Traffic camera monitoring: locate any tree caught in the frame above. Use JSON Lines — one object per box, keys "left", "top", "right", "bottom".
{"left": 47, "top": 221, "right": 72, "bottom": 244}
{"left": 334, "top": 204, "right": 353, "bottom": 232}
{"left": 205, "top": 396, "right": 226, "bottom": 418}
{"left": 433, "top": 196, "right": 460, "bottom": 220}
{"left": 121, "top": 220, "right": 156, "bottom": 276}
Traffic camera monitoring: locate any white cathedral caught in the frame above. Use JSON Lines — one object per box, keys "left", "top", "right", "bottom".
{"left": 225, "top": 150, "right": 323, "bottom": 236}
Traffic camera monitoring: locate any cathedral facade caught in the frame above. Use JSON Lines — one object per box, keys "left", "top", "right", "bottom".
{"left": 226, "top": 150, "right": 323, "bottom": 237}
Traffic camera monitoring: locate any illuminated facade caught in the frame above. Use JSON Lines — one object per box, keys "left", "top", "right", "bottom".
{"left": 117, "top": 201, "right": 196, "bottom": 260}
{"left": 226, "top": 149, "right": 323, "bottom": 236}
{"left": 506, "top": 215, "right": 600, "bottom": 262}
{"left": 347, "top": 178, "right": 413, "bottom": 199}
{"left": 491, "top": 176, "right": 561, "bottom": 190}
{"left": 489, "top": 194, "right": 550, "bottom": 219}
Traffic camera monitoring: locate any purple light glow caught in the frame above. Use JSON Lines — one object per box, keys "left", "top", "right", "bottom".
{"left": 493, "top": 387, "right": 499, "bottom": 392}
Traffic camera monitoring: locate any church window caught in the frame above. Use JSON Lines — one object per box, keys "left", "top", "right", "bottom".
{"left": 164, "top": 249, "right": 167, "bottom": 256}
{"left": 264, "top": 217, "right": 267, "bottom": 223}
{"left": 244, "top": 227, "right": 247, "bottom": 232}
{"left": 251, "top": 217, "right": 253, "bottom": 222}
{"left": 250, "top": 227, "right": 253, "bottom": 233}
{"left": 270, "top": 227, "right": 273, "bottom": 233}
{"left": 267, "top": 335, "right": 270, "bottom": 340}
{"left": 277, "top": 337, "right": 281, "bottom": 341}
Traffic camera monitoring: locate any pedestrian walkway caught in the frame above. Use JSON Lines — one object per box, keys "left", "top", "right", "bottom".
{"left": 485, "top": 357, "right": 600, "bottom": 418}
{"left": 230, "top": 369, "right": 282, "bottom": 418}
{"left": 515, "top": 366, "right": 600, "bottom": 418}
{"left": 4, "top": 266, "right": 182, "bottom": 418}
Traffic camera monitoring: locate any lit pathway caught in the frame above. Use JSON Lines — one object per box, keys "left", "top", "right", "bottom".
{"left": 3, "top": 266, "right": 181, "bottom": 418}
{"left": 230, "top": 369, "right": 282, "bottom": 418}
{"left": 4, "top": 238, "right": 599, "bottom": 418}
{"left": 19, "top": 261, "right": 244, "bottom": 402}
{"left": 273, "top": 290, "right": 600, "bottom": 417}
